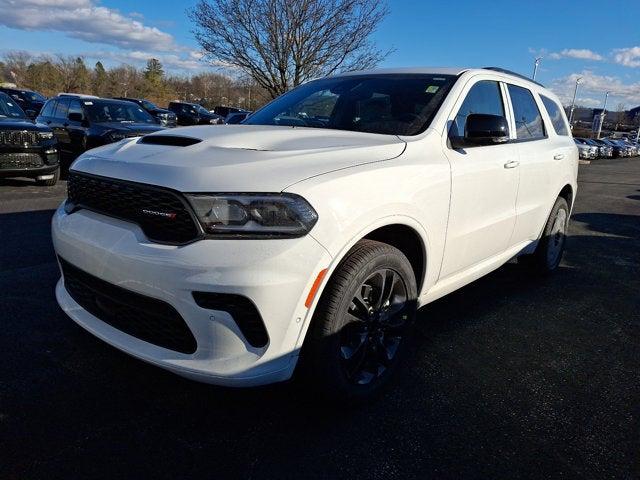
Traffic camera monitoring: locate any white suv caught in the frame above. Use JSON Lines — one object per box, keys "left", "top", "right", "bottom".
{"left": 53, "top": 67, "right": 578, "bottom": 401}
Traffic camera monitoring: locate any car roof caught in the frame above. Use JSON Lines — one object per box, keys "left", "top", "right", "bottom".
{"left": 332, "top": 66, "right": 546, "bottom": 88}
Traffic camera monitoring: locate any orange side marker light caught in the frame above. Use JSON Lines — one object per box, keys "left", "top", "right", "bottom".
{"left": 305, "top": 268, "right": 328, "bottom": 308}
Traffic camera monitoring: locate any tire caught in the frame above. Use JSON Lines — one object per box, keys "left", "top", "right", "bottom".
{"left": 301, "top": 239, "right": 418, "bottom": 403}
{"left": 35, "top": 167, "right": 59, "bottom": 187}
{"left": 519, "top": 196, "right": 569, "bottom": 273}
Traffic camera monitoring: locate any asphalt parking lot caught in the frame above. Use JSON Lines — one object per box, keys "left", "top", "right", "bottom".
{"left": 1, "top": 158, "right": 639, "bottom": 480}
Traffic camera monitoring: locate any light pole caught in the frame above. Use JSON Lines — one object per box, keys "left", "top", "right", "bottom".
{"left": 596, "top": 91, "right": 610, "bottom": 140}
{"left": 532, "top": 57, "right": 542, "bottom": 81}
{"left": 568, "top": 77, "right": 582, "bottom": 127}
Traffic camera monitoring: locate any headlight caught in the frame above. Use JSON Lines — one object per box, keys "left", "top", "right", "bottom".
{"left": 209, "top": 118, "right": 222, "bottom": 124}
{"left": 38, "top": 131, "right": 54, "bottom": 140}
{"left": 185, "top": 193, "right": 318, "bottom": 238}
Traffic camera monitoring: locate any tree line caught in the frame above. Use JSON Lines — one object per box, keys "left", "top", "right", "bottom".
{"left": 0, "top": 51, "right": 267, "bottom": 110}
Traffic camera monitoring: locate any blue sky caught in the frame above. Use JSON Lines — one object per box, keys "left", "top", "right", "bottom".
{"left": 1, "top": 0, "right": 639, "bottom": 108}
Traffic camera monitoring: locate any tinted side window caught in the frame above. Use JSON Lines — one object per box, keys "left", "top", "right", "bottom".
{"left": 54, "top": 98, "right": 70, "bottom": 119}
{"left": 540, "top": 95, "right": 569, "bottom": 136}
{"left": 40, "top": 100, "right": 57, "bottom": 117}
{"left": 508, "top": 85, "right": 545, "bottom": 140}
{"left": 452, "top": 80, "right": 504, "bottom": 138}
{"left": 68, "top": 100, "right": 84, "bottom": 119}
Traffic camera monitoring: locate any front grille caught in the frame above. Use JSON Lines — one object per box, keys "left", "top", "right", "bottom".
{"left": 0, "top": 152, "right": 43, "bottom": 169}
{"left": 67, "top": 172, "right": 201, "bottom": 244}
{"left": 0, "top": 130, "right": 39, "bottom": 146}
{"left": 60, "top": 257, "right": 197, "bottom": 354}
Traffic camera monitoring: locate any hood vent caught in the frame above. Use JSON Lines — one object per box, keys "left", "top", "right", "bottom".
{"left": 138, "top": 135, "right": 202, "bottom": 147}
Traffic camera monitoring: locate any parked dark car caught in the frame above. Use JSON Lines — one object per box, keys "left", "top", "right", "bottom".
{"left": 0, "top": 87, "right": 47, "bottom": 119}
{"left": 36, "top": 94, "right": 165, "bottom": 162}
{"left": 225, "top": 111, "right": 251, "bottom": 124}
{"left": 212, "top": 105, "right": 248, "bottom": 118}
{"left": 113, "top": 97, "right": 177, "bottom": 127}
{"left": 0, "top": 92, "right": 60, "bottom": 185}
{"left": 168, "top": 101, "right": 224, "bottom": 126}
{"left": 600, "top": 138, "right": 627, "bottom": 158}
{"left": 588, "top": 138, "right": 614, "bottom": 158}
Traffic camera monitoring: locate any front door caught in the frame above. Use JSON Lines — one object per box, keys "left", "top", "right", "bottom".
{"left": 439, "top": 78, "right": 520, "bottom": 279}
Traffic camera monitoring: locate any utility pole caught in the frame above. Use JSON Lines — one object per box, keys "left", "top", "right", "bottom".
{"left": 596, "top": 91, "right": 610, "bottom": 140}
{"left": 568, "top": 77, "right": 582, "bottom": 127}
{"left": 532, "top": 57, "right": 542, "bottom": 81}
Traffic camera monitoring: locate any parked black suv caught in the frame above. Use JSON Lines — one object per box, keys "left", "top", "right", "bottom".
{"left": 167, "top": 101, "right": 224, "bottom": 126}
{"left": 0, "top": 87, "right": 47, "bottom": 119}
{"left": 113, "top": 97, "right": 177, "bottom": 127}
{"left": 36, "top": 95, "right": 165, "bottom": 162}
{"left": 0, "top": 92, "right": 60, "bottom": 186}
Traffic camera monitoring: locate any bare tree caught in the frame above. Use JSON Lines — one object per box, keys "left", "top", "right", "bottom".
{"left": 190, "top": 0, "right": 391, "bottom": 98}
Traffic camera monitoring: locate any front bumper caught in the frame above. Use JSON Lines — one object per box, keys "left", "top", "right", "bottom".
{"left": 52, "top": 205, "right": 331, "bottom": 386}
{"left": 0, "top": 145, "right": 59, "bottom": 178}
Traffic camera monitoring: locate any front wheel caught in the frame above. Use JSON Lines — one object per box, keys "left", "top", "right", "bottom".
{"left": 519, "top": 196, "right": 569, "bottom": 273}
{"left": 302, "top": 240, "right": 418, "bottom": 403}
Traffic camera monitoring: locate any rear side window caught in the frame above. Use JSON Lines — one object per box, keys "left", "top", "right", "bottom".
{"left": 54, "top": 98, "right": 70, "bottom": 119}
{"left": 40, "top": 100, "right": 56, "bottom": 117}
{"left": 507, "top": 84, "right": 545, "bottom": 140}
{"left": 540, "top": 95, "right": 569, "bottom": 136}
{"left": 68, "top": 100, "right": 84, "bottom": 119}
{"left": 451, "top": 80, "right": 505, "bottom": 138}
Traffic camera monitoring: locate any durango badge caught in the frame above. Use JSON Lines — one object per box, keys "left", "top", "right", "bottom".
{"left": 141, "top": 209, "right": 177, "bottom": 220}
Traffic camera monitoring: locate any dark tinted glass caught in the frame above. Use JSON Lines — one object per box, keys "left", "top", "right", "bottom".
{"left": 68, "top": 100, "right": 84, "bottom": 119}
{"left": 84, "top": 100, "right": 155, "bottom": 123}
{"left": 245, "top": 74, "right": 456, "bottom": 135}
{"left": 452, "top": 80, "right": 504, "bottom": 138}
{"left": 540, "top": 95, "right": 569, "bottom": 136}
{"left": 40, "top": 99, "right": 56, "bottom": 117}
{"left": 0, "top": 92, "right": 26, "bottom": 118}
{"left": 508, "top": 84, "right": 545, "bottom": 140}
{"left": 54, "top": 98, "right": 70, "bottom": 119}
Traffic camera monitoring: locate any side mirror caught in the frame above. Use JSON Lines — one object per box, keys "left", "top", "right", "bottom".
{"left": 451, "top": 113, "right": 509, "bottom": 148}
{"left": 68, "top": 112, "right": 84, "bottom": 123}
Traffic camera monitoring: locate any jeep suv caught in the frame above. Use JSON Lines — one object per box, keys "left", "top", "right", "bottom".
{"left": 0, "top": 92, "right": 59, "bottom": 185}
{"left": 113, "top": 97, "right": 177, "bottom": 127}
{"left": 37, "top": 95, "right": 165, "bottom": 162}
{"left": 0, "top": 87, "right": 47, "bottom": 119}
{"left": 168, "top": 101, "right": 224, "bottom": 126}
{"left": 52, "top": 68, "right": 578, "bottom": 402}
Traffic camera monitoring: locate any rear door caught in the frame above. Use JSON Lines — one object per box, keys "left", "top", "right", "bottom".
{"left": 506, "top": 85, "right": 567, "bottom": 245}
{"left": 66, "top": 100, "right": 89, "bottom": 157}
{"left": 51, "top": 98, "right": 71, "bottom": 155}
{"left": 439, "top": 78, "right": 520, "bottom": 278}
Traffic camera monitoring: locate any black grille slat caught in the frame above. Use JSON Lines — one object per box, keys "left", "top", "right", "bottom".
{"left": 0, "top": 130, "right": 39, "bottom": 146}
{"left": 67, "top": 172, "right": 201, "bottom": 244}
{"left": 0, "top": 152, "right": 43, "bottom": 169}
{"left": 60, "top": 257, "right": 197, "bottom": 354}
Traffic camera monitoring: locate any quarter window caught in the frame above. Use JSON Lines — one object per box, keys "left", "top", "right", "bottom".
{"left": 451, "top": 80, "right": 505, "bottom": 138}
{"left": 540, "top": 95, "right": 569, "bottom": 136}
{"left": 508, "top": 85, "right": 545, "bottom": 140}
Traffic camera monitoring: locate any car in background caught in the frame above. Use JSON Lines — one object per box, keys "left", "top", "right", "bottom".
{"left": 225, "top": 111, "right": 251, "bottom": 124}
{"left": 212, "top": 105, "right": 248, "bottom": 118}
{"left": 36, "top": 94, "right": 165, "bottom": 162}
{"left": 600, "top": 138, "right": 627, "bottom": 158}
{"left": 0, "top": 86, "right": 47, "bottom": 119}
{"left": 588, "top": 139, "right": 613, "bottom": 158}
{"left": 574, "top": 138, "right": 597, "bottom": 159}
{"left": 168, "top": 101, "right": 224, "bottom": 126}
{"left": 0, "top": 92, "right": 60, "bottom": 185}
{"left": 113, "top": 97, "right": 177, "bottom": 127}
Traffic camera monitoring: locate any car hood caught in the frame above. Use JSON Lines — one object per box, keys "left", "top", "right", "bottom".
{"left": 71, "top": 125, "right": 406, "bottom": 192}
{"left": 0, "top": 117, "right": 50, "bottom": 131}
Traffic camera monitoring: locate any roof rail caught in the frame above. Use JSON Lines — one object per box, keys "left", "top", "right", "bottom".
{"left": 482, "top": 67, "right": 545, "bottom": 87}
{"left": 57, "top": 93, "right": 100, "bottom": 98}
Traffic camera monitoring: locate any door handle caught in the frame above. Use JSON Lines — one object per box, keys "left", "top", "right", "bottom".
{"left": 553, "top": 153, "right": 565, "bottom": 160}
{"left": 504, "top": 160, "right": 520, "bottom": 169}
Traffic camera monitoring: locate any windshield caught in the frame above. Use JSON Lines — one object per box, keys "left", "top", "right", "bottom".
{"left": 0, "top": 93, "right": 26, "bottom": 118}
{"left": 245, "top": 74, "right": 456, "bottom": 135}
{"left": 84, "top": 100, "right": 156, "bottom": 123}
{"left": 141, "top": 100, "right": 157, "bottom": 110}
{"left": 22, "top": 90, "right": 46, "bottom": 102}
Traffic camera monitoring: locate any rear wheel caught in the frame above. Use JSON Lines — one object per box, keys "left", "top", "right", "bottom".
{"left": 519, "top": 197, "right": 569, "bottom": 273}
{"left": 302, "top": 240, "right": 418, "bottom": 403}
